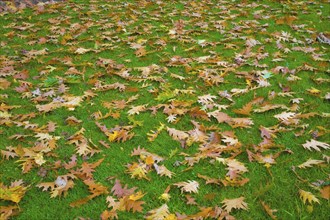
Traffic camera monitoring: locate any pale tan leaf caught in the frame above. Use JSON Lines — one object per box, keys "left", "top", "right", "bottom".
{"left": 154, "top": 164, "right": 174, "bottom": 178}
{"left": 274, "top": 112, "right": 296, "bottom": 121}
{"left": 302, "top": 139, "right": 330, "bottom": 151}
{"left": 128, "top": 105, "right": 148, "bottom": 115}
{"left": 174, "top": 180, "right": 199, "bottom": 193}
{"left": 75, "top": 47, "right": 91, "bottom": 54}
{"left": 145, "top": 204, "right": 172, "bottom": 220}
{"left": 221, "top": 196, "right": 248, "bottom": 213}
{"left": 298, "top": 159, "right": 324, "bottom": 169}
{"left": 167, "top": 127, "right": 189, "bottom": 140}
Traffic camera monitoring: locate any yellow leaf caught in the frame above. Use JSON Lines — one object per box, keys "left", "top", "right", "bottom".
{"left": 299, "top": 189, "right": 320, "bottom": 205}
{"left": 165, "top": 214, "right": 177, "bottom": 220}
{"left": 129, "top": 191, "right": 145, "bottom": 201}
{"left": 246, "top": 79, "right": 252, "bottom": 87}
{"left": 307, "top": 205, "right": 313, "bottom": 213}
{"left": 145, "top": 204, "right": 175, "bottom": 220}
{"left": 159, "top": 193, "right": 171, "bottom": 202}
{"left": 145, "top": 156, "right": 154, "bottom": 165}
{"left": 108, "top": 131, "right": 119, "bottom": 142}
{"left": 34, "top": 153, "right": 46, "bottom": 166}
{"left": 307, "top": 87, "right": 321, "bottom": 95}
{"left": 0, "top": 181, "right": 27, "bottom": 203}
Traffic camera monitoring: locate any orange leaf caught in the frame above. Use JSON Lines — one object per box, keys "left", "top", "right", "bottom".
{"left": 320, "top": 186, "right": 330, "bottom": 200}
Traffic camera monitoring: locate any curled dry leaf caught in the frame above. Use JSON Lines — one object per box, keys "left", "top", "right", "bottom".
{"left": 260, "top": 201, "right": 277, "bottom": 219}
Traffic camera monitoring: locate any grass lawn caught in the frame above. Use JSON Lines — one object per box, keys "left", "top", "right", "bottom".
{"left": 0, "top": 0, "right": 329, "bottom": 219}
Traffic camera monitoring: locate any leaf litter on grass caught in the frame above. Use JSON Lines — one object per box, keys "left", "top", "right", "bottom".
{"left": 0, "top": 0, "right": 329, "bottom": 219}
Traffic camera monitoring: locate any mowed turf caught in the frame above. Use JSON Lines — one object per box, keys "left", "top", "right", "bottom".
{"left": 0, "top": 0, "right": 329, "bottom": 219}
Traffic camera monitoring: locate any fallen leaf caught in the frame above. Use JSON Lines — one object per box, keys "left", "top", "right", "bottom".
{"left": 174, "top": 180, "right": 199, "bottom": 194}
{"left": 299, "top": 189, "right": 320, "bottom": 205}
{"left": 221, "top": 196, "right": 248, "bottom": 213}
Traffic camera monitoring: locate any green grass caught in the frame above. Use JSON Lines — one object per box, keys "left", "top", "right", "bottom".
{"left": 0, "top": 0, "right": 329, "bottom": 219}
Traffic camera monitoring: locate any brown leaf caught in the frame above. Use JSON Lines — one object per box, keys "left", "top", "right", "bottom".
{"left": 111, "top": 179, "right": 137, "bottom": 198}
{"left": 0, "top": 205, "right": 20, "bottom": 220}
{"left": 37, "top": 174, "right": 75, "bottom": 198}
{"left": 65, "top": 116, "right": 82, "bottom": 125}
{"left": 70, "top": 179, "right": 108, "bottom": 207}
{"left": 260, "top": 201, "right": 277, "bottom": 219}
{"left": 233, "top": 102, "right": 253, "bottom": 116}
{"left": 208, "top": 110, "right": 232, "bottom": 123}
{"left": 76, "top": 158, "right": 104, "bottom": 179}
{"left": 0, "top": 79, "right": 11, "bottom": 90}
{"left": 276, "top": 16, "right": 297, "bottom": 25}
{"left": 320, "top": 185, "right": 330, "bottom": 200}
{"left": 185, "top": 195, "right": 197, "bottom": 205}
{"left": 13, "top": 70, "right": 29, "bottom": 80}
{"left": 100, "top": 209, "right": 118, "bottom": 220}
{"left": 189, "top": 107, "right": 210, "bottom": 121}
{"left": 135, "top": 47, "right": 147, "bottom": 57}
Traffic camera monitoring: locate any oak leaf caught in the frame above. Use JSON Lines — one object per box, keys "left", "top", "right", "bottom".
{"left": 207, "top": 110, "right": 232, "bottom": 123}
{"left": 111, "top": 179, "right": 137, "bottom": 198}
{"left": 274, "top": 112, "right": 296, "bottom": 121}
{"left": 233, "top": 102, "right": 253, "bottom": 116}
{"left": 65, "top": 116, "right": 82, "bottom": 125}
{"left": 126, "top": 163, "right": 150, "bottom": 180}
{"left": 154, "top": 164, "right": 174, "bottom": 178}
{"left": 185, "top": 195, "right": 197, "bottom": 205}
{"left": 118, "top": 192, "right": 145, "bottom": 213}
{"left": 189, "top": 107, "right": 210, "bottom": 121}
{"left": 1, "top": 147, "right": 18, "bottom": 160}
{"left": 299, "top": 189, "right": 320, "bottom": 205}
{"left": 167, "top": 127, "right": 189, "bottom": 141}
{"left": 75, "top": 47, "right": 91, "bottom": 54}
{"left": 174, "top": 180, "right": 199, "bottom": 193}
{"left": 197, "top": 94, "right": 217, "bottom": 105}
{"left": 37, "top": 174, "right": 75, "bottom": 198}
{"left": 145, "top": 204, "right": 174, "bottom": 220}
{"left": 221, "top": 196, "right": 248, "bottom": 213}
{"left": 128, "top": 105, "right": 148, "bottom": 115}
{"left": 0, "top": 205, "right": 20, "bottom": 220}
{"left": 76, "top": 158, "right": 104, "bottom": 179}
{"left": 0, "top": 180, "right": 27, "bottom": 203}
{"left": 302, "top": 139, "right": 330, "bottom": 151}
{"left": 70, "top": 179, "right": 109, "bottom": 207}
{"left": 320, "top": 186, "right": 330, "bottom": 200}
{"left": 135, "top": 47, "right": 147, "bottom": 57}
{"left": 100, "top": 209, "right": 118, "bottom": 220}
{"left": 260, "top": 201, "right": 277, "bottom": 219}
{"left": 298, "top": 159, "right": 324, "bottom": 169}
